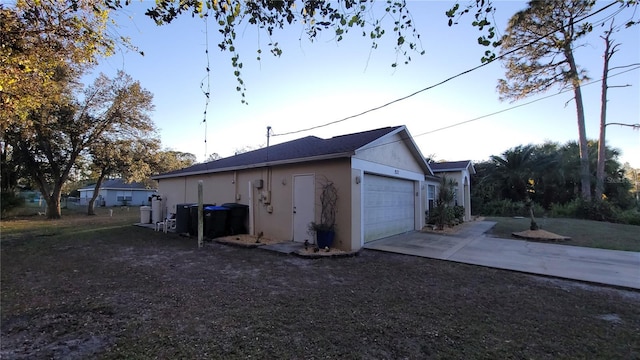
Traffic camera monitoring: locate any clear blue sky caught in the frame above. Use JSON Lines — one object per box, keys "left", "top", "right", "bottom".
{"left": 88, "top": 1, "right": 639, "bottom": 168}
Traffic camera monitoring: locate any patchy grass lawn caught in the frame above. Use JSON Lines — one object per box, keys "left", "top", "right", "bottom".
{"left": 1, "top": 212, "right": 639, "bottom": 359}
{"left": 1, "top": 205, "right": 140, "bottom": 239}
{"left": 485, "top": 216, "right": 640, "bottom": 252}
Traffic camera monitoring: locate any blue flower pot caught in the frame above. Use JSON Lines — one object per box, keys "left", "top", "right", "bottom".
{"left": 316, "top": 230, "right": 335, "bottom": 249}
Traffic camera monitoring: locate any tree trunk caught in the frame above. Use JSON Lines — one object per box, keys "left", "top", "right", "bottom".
{"left": 565, "top": 43, "right": 591, "bottom": 201}
{"left": 595, "top": 86, "right": 607, "bottom": 200}
{"left": 528, "top": 200, "right": 539, "bottom": 231}
{"left": 45, "top": 188, "right": 63, "bottom": 219}
{"left": 88, "top": 173, "right": 107, "bottom": 215}
{"left": 596, "top": 25, "right": 615, "bottom": 201}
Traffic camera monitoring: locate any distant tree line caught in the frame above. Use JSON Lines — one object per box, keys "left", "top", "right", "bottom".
{"left": 471, "top": 141, "right": 640, "bottom": 225}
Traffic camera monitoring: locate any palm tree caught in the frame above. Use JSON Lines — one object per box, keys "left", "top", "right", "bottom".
{"left": 490, "top": 145, "right": 539, "bottom": 230}
{"left": 490, "top": 145, "right": 535, "bottom": 202}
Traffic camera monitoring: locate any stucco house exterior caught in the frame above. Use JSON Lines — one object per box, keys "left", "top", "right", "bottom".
{"left": 151, "top": 126, "right": 469, "bottom": 252}
{"left": 79, "top": 179, "right": 156, "bottom": 207}
{"left": 429, "top": 160, "right": 476, "bottom": 222}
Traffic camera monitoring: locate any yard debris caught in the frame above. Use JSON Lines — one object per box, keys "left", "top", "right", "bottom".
{"left": 215, "top": 234, "right": 285, "bottom": 247}
{"left": 294, "top": 246, "right": 358, "bottom": 258}
{"left": 512, "top": 229, "right": 571, "bottom": 241}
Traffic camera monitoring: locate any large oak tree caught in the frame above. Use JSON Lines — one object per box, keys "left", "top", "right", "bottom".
{"left": 0, "top": 0, "right": 115, "bottom": 131}
{"left": 5, "top": 71, "right": 154, "bottom": 219}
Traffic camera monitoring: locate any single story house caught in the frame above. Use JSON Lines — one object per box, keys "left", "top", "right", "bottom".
{"left": 79, "top": 178, "right": 156, "bottom": 207}
{"left": 429, "top": 160, "right": 476, "bottom": 222}
{"left": 151, "top": 125, "right": 470, "bottom": 252}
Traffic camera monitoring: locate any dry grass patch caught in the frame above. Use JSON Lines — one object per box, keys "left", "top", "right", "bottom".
{"left": 2, "top": 212, "right": 639, "bottom": 359}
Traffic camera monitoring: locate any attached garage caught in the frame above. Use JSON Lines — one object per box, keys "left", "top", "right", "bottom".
{"left": 363, "top": 174, "right": 415, "bottom": 242}
{"left": 153, "top": 125, "right": 444, "bottom": 252}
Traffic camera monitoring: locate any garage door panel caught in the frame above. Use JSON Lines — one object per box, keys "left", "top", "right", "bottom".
{"left": 363, "top": 174, "right": 415, "bottom": 242}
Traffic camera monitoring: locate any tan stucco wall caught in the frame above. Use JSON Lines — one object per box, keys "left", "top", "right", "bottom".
{"left": 354, "top": 133, "right": 425, "bottom": 174}
{"left": 157, "top": 158, "right": 355, "bottom": 251}
{"left": 156, "top": 134, "right": 434, "bottom": 252}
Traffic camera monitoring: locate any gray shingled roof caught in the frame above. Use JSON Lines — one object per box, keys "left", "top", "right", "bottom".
{"left": 429, "top": 160, "right": 475, "bottom": 173}
{"left": 153, "top": 126, "right": 408, "bottom": 179}
{"left": 79, "top": 179, "right": 154, "bottom": 191}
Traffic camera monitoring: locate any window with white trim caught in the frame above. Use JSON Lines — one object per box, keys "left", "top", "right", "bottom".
{"left": 116, "top": 191, "right": 132, "bottom": 202}
{"left": 427, "top": 185, "right": 436, "bottom": 210}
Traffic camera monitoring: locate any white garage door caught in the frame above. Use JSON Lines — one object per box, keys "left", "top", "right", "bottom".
{"left": 363, "top": 174, "right": 415, "bottom": 242}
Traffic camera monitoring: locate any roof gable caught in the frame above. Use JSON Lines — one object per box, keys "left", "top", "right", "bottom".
{"left": 153, "top": 126, "right": 409, "bottom": 179}
{"left": 429, "top": 160, "right": 476, "bottom": 174}
{"left": 354, "top": 126, "right": 433, "bottom": 176}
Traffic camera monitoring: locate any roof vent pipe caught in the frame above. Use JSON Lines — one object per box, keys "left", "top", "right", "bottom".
{"left": 266, "top": 126, "right": 272, "bottom": 161}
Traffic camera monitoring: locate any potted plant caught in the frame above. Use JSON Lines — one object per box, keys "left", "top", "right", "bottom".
{"left": 307, "top": 178, "right": 338, "bottom": 249}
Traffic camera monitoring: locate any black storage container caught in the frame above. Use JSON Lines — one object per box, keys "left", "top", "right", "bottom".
{"left": 203, "top": 206, "right": 230, "bottom": 239}
{"left": 221, "top": 203, "right": 249, "bottom": 235}
{"left": 175, "top": 203, "right": 195, "bottom": 234}
{"left": 189, "top": 204, "right": 214, "bottom": 236}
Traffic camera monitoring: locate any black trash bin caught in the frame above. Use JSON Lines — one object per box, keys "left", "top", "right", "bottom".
{"left": 175, "top": 203, "right": 195, "bottom": 234}
{"left": 189, "top": 204, "right": 214, "bottom": 236}
{"left": 221, "top": 203, "right": 249, "bottom": 235}
{"left": 203, "top": 205, "right": 230, "bottom": 239}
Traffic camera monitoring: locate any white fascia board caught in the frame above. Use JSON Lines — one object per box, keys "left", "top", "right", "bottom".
{"left": 351, "top": 158, "right": 425, "bottom": 182}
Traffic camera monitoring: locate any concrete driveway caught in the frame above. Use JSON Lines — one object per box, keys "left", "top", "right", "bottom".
{"left": 364, "top": 221, "right": 640, "bottom": 290}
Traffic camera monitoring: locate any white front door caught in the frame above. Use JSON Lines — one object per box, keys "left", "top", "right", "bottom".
{"left": 293, "top": 174, "right": 315, "bottom": 242}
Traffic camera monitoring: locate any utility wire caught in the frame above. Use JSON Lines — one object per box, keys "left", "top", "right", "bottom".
{"left": 272, "top": 0, "right": 621, "bottom": 138}
{"left": 352, "top": 65, "right": 640, "bottom": 153}
{"left": 415, "top": 65, "right": 640, "bottom": 137}
{"left": 201, "top": 13, "right": 212, "bottom": 158}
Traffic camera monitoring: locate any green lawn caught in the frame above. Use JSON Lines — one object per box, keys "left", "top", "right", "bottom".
{"left": 485, "top": 216, "right": 640, "bottom": 252}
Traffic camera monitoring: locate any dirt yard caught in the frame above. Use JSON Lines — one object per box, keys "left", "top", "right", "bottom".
{"left": 1, "top": 213, "right": 639, "bottom": 359}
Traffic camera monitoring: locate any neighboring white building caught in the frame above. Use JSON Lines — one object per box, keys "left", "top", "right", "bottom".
{"left": 79, "top": 179, "right": 156, "bottom": 207}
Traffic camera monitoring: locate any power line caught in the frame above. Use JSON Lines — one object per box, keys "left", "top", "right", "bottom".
{"left": 272, "top": 0, "right": 621, "bottom": 138}
{"left": 413, "top": 65, "right": 640, "bottom": 138}
{"left": 338, "top": 65, "right": 640, "bottom": 154}
{"left": 201, "top": 12, "right": 212, "bottom": 158}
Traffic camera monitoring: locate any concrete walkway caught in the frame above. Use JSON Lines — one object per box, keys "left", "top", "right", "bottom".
{"left": 364, "top": 221, "right": 640, "bottom": 290}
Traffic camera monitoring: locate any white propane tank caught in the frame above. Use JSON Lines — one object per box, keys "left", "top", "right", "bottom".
{"left": 151, "top": 196, "right": 163, "bottom": 223}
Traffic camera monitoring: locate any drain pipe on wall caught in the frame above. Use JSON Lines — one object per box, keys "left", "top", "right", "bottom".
{"left": 198, "top": 180, "right": 204, "bottom": 248}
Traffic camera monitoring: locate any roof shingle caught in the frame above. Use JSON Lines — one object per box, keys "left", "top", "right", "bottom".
{"left": 429, "top": 160, "right": 474, "bottom": 173}
{"left": 154, "top": 126, "right": 403, "bottom": 179}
